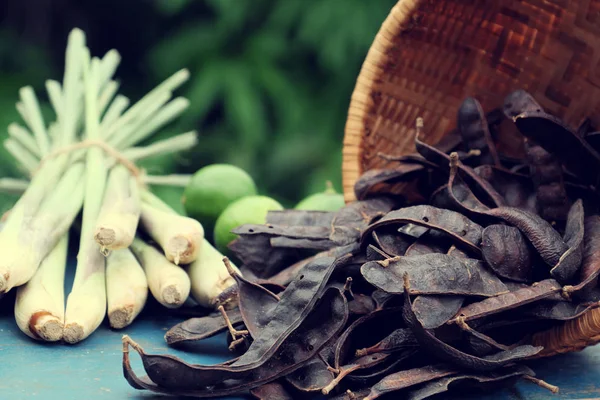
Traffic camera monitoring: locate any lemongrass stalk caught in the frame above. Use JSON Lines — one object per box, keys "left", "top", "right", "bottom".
{"left": 140, "top": 202, "right": 203, "bottom": 265}
{"left": 98, "top": 49, "right": 120, "bottom": 89}
{"left": 140, "top": 190, "right": 239, "bottom": 308}
{"left": 64, "top": 49, "right": 109, "bottom": 344}
{"left": 100, "top": 95, "right": 129, "bottom": 128}
{"left": 61, "top": 28, "right": 86, "bottom": 147}
{"left": 94, "top": 165, "right": 140, "bottom": 250}
{"left": 45, "top": 80, "right": 63, "bottom": 120}
{"left": 0, "top": 178, "right": 28, "bottom": 194}
{"left": 130, "top": 238, "right": 190, "bottom": 308}
{"left": 47, "top": 122, "right": 60, "bottom": 146}
{"left": 19, "top": 87, "right": 50, "bottom": 155}
{"left": 12, "top": 28, "right": 85, "bottom": 216}
{"left": 121, "top": 131, "right": 197, "bottom": 162}
{"left": 106, "top": 91, "right": 172, "bottom": 146}
{"left": 188, "top": 240, "right": 240, "bottom": 308}
{"left": 143, "top": 174, "right": 191, "bottom": 187}
{"left": 117, "top": 97, "right": 190, "bottom": 149}
{"left": 0, "top": 30, "right": 84, "bottom": 295}
{"left": 14, "top": 234, "right": 68, "bottom": 341}
{"left": 103, "top": 68, "right": 189, "bottom": 144}
{"left": 16, "top": 102, "right": 31, "bottom": 129}
{"left": 63, "top": 241, "right": 105, "bottom": 344}
{"left": 4, "top": 139, "right": 38, "bottom": 174}
{"left": 98, "top": 80, "right": 119, "bottom": 116}
{"left": 140, "top": 188, "right": 173, "bottom": 213}
{"left": 8, "top": 123, "right": 41, "bottom": 158}
{"left": 106, "top": 248, "right": 148, "bottom": 329}
{"left": 0, "top": 162, "right": 85, "bottom": 293}
{"left": 91, "top": 57, "right": 102, "bottom": 96}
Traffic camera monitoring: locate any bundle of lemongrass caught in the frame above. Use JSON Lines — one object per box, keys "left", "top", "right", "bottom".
{"left": 1, "top": 28, "right": 240, "bottom": 344}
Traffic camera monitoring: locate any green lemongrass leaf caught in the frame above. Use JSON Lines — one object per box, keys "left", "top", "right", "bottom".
{"left": 7, "top": 123, "right": 41, "bottom": 159}
{"left": 45, "top": 80, "right": 63, "bottom": 121}
{"left": 119, "top": 97, "right": 190, "bottom": 149}
{"left": 98, "top": 80, "right": 120, "bottom": 116}
{"left": 4, "top": 139, "right": 37, "bottom": 174}
{"left": 100, "top": 95, "right": 129, "bottom": 128}
{"left": 98, "top": 49, "right": 121, "bottom": 89}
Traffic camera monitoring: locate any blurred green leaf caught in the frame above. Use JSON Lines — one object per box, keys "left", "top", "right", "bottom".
{"left": 223, "top": 63, "right": 268, "bottom": 149}
{"left": 155, "top": 0, "right": 193, "bottom": 15}
{"left": 0, "top": 0, "right": 398, "bottom": 212}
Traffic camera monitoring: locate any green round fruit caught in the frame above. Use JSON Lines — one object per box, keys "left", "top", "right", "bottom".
{"left": 214, "top": 195, "right": 284, "bottom": 253}
{"left": 183, "top": 164, "right": 257, "bottom": 232}
{"left": 295, "top": 181, "right": 345, "bottom": 212}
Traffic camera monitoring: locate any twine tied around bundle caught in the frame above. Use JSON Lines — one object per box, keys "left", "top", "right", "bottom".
{"left": 33, "top": 139, "right": 146, "bottom": 184}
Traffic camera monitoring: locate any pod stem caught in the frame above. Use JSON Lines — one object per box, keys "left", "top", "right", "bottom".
{"left": 222, "top": 257, "right": 238, "bottom": 278}
{"left": 322, "top": 364, "right": 361, "bottom": 395}
{"left": 218, "top": 305, "right": 248, "bottom": 340}
{"left": 523, "top": 375, "right": 559, "bottom": 394}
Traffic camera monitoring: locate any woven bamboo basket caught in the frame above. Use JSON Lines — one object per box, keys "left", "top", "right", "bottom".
{"left": 342, "top": 0, "right": 600, "bottom": 357}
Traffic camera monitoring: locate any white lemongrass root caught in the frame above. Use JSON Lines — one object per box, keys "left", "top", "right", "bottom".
{"left": 94, "top": 165, "right": 140, "bottom": 251}
{"left": 188, "top": 239, "right": 240, "bottom": 309}
{"left": 63, "top": 48, "right": 109, "bottom": 344}
{"left": 138, "top": 190, "right": 237, "bottom": 308}
{"left": 106, "top": 248, "right": 148, "bottom": 329}
{"left": 130, "top": 238, "right": 190, "bottom": 308}
{"left": 0, "top": 162, "right": 84, "bottom": 293}
{"left": 63, "top": 240, "right": 106, "bottom": 344}
{"left": 14, "top": 234, "right": 68, "bottom": 341}
{"left": 139, "top": 202, "right": 204, "bottom": 265}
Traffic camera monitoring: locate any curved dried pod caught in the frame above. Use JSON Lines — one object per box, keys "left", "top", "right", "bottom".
{"left": 402, "top": 274, "right": 543, "bottom": 371}
{"left": 481, "top": 225, "right": 533, "bottom": 282}
{"left": 222, "top": 257, "right": 279, "bottom": 337}
{"left": 457, "top": 97, "right": 500, "bottom": 166}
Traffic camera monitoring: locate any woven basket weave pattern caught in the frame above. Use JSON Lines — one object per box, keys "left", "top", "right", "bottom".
{"left": 343, "top": 0, "right": 600, "bottom": 356}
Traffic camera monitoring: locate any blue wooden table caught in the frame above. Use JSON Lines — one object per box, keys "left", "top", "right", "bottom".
{"left": 1, "top": 265, "right": 599, "bottom": 399}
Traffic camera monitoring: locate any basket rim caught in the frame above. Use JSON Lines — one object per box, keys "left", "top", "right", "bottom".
{"left": 342, "top": 0, "right": 423, "bottom": 203}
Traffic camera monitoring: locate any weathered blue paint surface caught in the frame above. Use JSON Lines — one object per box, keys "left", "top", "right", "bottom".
{"left": 0, "top": 260, "right": 599, "bottom": 399}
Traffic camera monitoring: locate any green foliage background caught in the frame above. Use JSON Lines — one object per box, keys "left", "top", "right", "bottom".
{"left": 0, "top": 0, "right": 396, "bottom": 213}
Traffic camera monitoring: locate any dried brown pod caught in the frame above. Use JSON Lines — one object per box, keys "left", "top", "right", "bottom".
{"left": 402, "top": 274, "right": 543, "bottom": 371}
{"left": 481, "top": 224, "right": 533, "bottom": 282}
{"left": 449, "top": 279, "right": 562, "bottom": 323}
{"left": 361, "top": 254, "right": 508, "bottom": 297}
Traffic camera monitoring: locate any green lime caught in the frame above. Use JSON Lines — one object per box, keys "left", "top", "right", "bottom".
{"left": 183, "top": 164, "right": 257, "bottom": 232}
{"left": 295, "top": 181, "right": 345, "bottom": 212}
{"left": 214, "top": 195, "right": 284, "bottom": 253}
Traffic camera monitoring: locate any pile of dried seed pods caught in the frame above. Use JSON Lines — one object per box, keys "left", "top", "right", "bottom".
{"left": 122, "top": 90, "right": 600, "bottom": 399}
